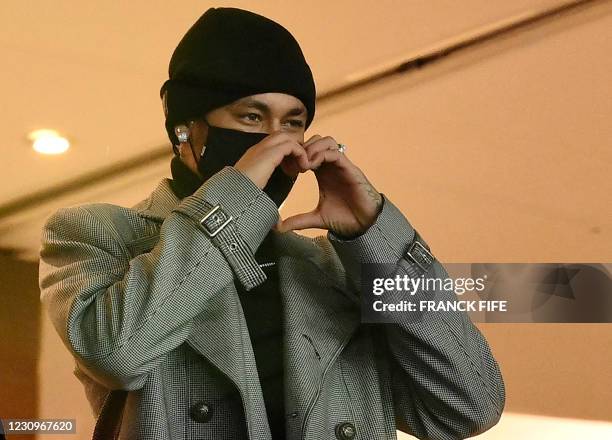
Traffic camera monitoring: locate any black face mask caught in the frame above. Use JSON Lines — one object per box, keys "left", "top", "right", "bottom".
{"left": 170, "top": 121, "right": 296, "bottom": 207}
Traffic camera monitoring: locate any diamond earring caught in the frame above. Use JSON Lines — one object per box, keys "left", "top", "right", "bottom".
{"left": 174, "top": 125, "right": 189, "bottom": 143}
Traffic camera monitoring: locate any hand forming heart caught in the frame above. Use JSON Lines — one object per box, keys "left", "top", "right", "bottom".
{"left": 278, "top": 134, "right": 383, "bottom": 238}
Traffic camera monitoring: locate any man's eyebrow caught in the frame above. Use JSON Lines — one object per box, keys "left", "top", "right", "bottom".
{"left": 236, "top": 98, "right": 306, "bottom": 117}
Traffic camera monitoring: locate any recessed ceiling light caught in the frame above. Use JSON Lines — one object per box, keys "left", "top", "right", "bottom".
{"left": 28, "top": 129, "right": 70, "bottom": 155}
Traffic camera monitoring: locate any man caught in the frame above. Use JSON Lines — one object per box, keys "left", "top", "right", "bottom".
{"left": 39, "top": 7, "right": 505, "bottom": 440}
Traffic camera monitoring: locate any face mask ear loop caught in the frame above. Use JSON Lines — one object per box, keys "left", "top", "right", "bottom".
{"left": 199, "top": 117, "right": 210, "bottom": 158}
{"left": 187, "top": 138, "right": 199, "bottom": 166}
{"left": 186, "top": 120, "right": 199, "bottom": 166}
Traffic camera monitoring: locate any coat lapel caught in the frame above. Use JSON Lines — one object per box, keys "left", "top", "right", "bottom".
{"left": 135, "top": 179, "right": 362, "bottom": 435}
{"left": 134, "top": 179, "right": 273, "bottom": 437}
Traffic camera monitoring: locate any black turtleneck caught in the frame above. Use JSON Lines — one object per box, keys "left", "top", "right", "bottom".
{"left": 239, "top": 233, "right": 285, "bottom": 439}
{"left": 169, "top": 158, "right": 286, "bottom": 439}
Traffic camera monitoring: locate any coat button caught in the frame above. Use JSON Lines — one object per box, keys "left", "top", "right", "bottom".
{"left": 335, "top": 421, "right": 356, "bottom": 439}
{"left": 190, "top": 401, "right": 213, "bottom": 423}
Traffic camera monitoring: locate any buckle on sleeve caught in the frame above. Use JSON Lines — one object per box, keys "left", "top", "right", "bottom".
{"left": 405, "top": 239, "right": 435, "bottom": 273}
{"left": 199, "top": 205, "right": 233, "bottom": 237}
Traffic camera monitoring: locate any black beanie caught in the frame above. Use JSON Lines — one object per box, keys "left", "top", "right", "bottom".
{"left": 160, "top": 7, "right": 316, "bottom": 146}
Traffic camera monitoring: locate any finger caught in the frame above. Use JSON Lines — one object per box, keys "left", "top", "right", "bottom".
{"left": 272, "top": 217, "right": 283, "bottom": 231}
{"left": 304, "top": 136, "right": 345, "bottom": 163}
{"left": 303, "top": 134, "right": 335, "bottom": 148}
{"left": 280, "top": 154, "right": 304, "bottom": 177}
{"left": 303, "top": 134, "right": 322, "bottom": 148}
{"left": 281, "top": 141, "right": 311, "bottom": 172}
{"left": 260, "top": 131, "right": 296, "bottom": 149}
{"left": 309, "top": 148, "right": 347, "bottom": 170}
{"left": 304, "top": 137, "right": 336, "bottom": 161}
{"left": 234, "top": 135, "right": 311, "bottom": 189}
{"left": 276, "top": 211, "right": 323, "bottom": 232}
{"left": 270, "top": 141, "right": 310, "bottom": 179}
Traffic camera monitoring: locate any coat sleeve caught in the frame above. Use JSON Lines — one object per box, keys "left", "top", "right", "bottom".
{"left": 39, "top": 166, "right": 278, "bottom": 391}
{"left": 327, "top": 194, "right": 506, "bottom": 439}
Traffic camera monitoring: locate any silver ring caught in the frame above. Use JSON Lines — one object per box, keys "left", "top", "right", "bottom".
{"left": 336, "top": 143, "right": 347, "bottom": 154}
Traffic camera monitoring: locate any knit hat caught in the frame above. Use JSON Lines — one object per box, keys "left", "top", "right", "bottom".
{"left": 160, "top": 7, "right": 316, "bottom": 146}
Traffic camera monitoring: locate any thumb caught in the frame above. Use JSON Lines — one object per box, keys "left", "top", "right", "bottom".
{"left": 276, "top": 211, "right": 323, "bottom": 232}
{"left": 272, "top": 217, "right": 283, "bottom": 231}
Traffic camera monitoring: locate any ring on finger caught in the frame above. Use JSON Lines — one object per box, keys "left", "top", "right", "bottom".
{"left": 333, "top": 143, "right": 347, "bottom": 154}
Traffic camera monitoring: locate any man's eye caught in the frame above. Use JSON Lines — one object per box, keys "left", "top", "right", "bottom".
{"left": 242, "top": 113, "right": 261, "bottom": 122}
{"left": 286, "top": 120, "right": 305, "bottom": 128}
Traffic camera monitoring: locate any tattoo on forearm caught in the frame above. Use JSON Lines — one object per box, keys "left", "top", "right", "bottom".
{"left": 360, "top": 181, "right": 383, "bottom": 207}
{"left": 367, "top": 186, "right": 382, "bottom": 205}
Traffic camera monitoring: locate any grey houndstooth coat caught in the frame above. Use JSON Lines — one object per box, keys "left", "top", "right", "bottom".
{"left": 39, "top": 166, "right": 505, "bottom": 440}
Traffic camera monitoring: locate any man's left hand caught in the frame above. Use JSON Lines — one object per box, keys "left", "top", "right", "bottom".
{"left": 275, "top": 135, "right": 383, "bottom": 238}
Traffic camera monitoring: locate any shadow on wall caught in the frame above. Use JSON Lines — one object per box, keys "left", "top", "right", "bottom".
{"left": 0, "top": 248, "right": 40, "bottom": 440}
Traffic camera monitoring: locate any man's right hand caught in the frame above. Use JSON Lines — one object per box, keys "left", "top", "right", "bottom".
{"left": 233, "top": 132, "right": 311, "bottom": 189}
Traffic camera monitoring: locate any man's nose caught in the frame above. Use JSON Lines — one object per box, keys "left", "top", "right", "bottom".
{"left": 265, "top": 119, "right": 284, "bottom": 133}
